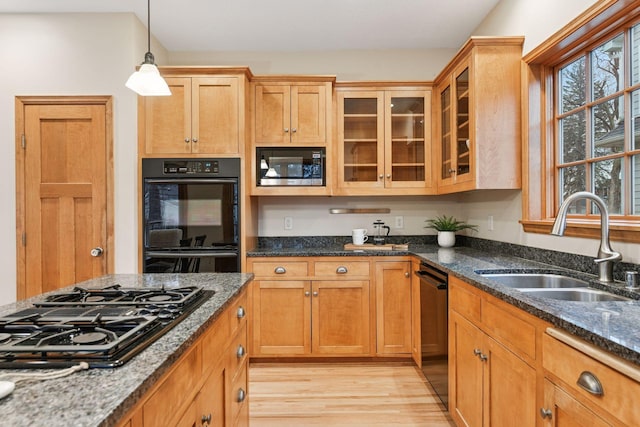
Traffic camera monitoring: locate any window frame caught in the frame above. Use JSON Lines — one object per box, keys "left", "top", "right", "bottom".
{"left": 522, "top": 0, "right": 640, "bottom": 243}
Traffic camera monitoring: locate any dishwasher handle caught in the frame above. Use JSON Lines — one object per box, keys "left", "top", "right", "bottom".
{"left": 415, "top": 270, "right": 447, "bottom": 290}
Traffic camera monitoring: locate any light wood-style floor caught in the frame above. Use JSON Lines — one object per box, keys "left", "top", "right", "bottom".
{"left": 249, "top": 363, "right": 455, "bottom": 426}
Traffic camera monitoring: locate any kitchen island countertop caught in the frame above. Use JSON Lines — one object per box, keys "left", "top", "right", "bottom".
{"left": 0, "top": 273, "right": 253, "bottom": 427}
{"left": 248, "top": 243, "right": 640, "bottom": 366}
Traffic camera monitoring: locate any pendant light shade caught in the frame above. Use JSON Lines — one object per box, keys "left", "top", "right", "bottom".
{"left": 126, "top": 0, "right": 171, "bottom": 96}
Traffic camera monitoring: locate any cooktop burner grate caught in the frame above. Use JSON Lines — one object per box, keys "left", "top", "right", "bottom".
{"left": 0, "top": 286, "right": 215, "bottom": 368}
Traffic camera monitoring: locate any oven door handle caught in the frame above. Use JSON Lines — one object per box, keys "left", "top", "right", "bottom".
{"left": 145, "top": 251, "right": 238, "bottom": 258}
{"left": 415, "top": 270, "right": 447, "bottom": 290}
{"left": 145, "top": 178, "right": 237, "bottom": 185}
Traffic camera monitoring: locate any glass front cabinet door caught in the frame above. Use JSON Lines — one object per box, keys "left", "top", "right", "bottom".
{"left": 336, "top": 88, "right": 433, "bottom": 195}
{"left": 437, "top": 62, "right": 473, "bottom": 189}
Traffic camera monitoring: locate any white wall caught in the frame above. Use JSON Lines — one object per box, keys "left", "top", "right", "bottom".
{"left": 168, "top": 49, "right": 456, "bottom": 81}
{"left": 0, "top": 13, "right": 167, "bottom": 304}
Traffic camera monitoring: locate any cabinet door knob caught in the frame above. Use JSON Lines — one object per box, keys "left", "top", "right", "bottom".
{"left": 336, "top": 266, "right": 348, "bottom": 274}
{"left": 386, "top": 174, "right": 391, "bottom": 179}
{"left": 284, "top": 128, "right": 289, "bottom": 133}
{"left": 236, "top": 306, "right": 245, "bottom": 319}
{"left": 539, "top": 408, "right": 552, "bottom": 419}
{"left": 473, "top": 348, "right": 482, "bottom": 357}
{"left": 192, "top": 137, "right": 198, "bottom": 143}
{"left": 201, "top": 413, "right": 212, "bottom": 424}
{"left": 237, "top": 388, "right": 246, "bottom": 402}
{"left": 237, "top": 345, "right": 246, "bottom": 358}
{"left": 577, "top": 371, "right": 604, "bottom": 396}
{"left": 305, "top": 291, "right": 310, "bottom": 297}
{"left": 379, "top": 174, "right": 384, "bottom": 180}
{"left": 274, "top": 266, "right": 286, "bottom": 274}
{"left": 479, "top": 353, "right": 488, "bottom": 362}
{"left": 313, "top": 291, "right": 319, "bottom": 297}
{"left": 404, "top": 272, "right": 410, "bottom": 278}
{"left": 291, "top": 128, "right": 297, "bottom": 133}
{"left": 185, "top": 138, "right": 190, "bottom": 143}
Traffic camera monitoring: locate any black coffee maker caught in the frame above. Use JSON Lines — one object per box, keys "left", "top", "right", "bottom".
{"left": 372, "top": 220, "right": 391, "bottom": 245}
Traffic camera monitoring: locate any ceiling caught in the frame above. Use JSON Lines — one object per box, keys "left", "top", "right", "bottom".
{"left": 0, "top": 0, "right": 501, "bottom": 52}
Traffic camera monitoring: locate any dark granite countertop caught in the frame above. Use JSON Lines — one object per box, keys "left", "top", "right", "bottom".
{"left": 248, "top": 242, "right": 640, "bottom": 366}
{"left": 0, "top": 273, "right": 253, "bottom": 427}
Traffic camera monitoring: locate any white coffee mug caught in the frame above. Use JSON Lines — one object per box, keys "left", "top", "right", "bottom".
{"left": 352, "top": 228, "right": 368, "bottom": 245}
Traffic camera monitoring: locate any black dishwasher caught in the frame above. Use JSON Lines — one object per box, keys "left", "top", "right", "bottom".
{"left": 415, "top": 261, "right": 448, "bottom": 408}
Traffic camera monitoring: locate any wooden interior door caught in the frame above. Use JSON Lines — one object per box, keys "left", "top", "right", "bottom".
{"left": 16, "top": 96, "right": 113, "bottom": 299}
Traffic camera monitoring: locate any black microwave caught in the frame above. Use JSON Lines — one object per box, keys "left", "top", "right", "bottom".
{"left": 256, "top": 147, "right": 325, "bottom": 186}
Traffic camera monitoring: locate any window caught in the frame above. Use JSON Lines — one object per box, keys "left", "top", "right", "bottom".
{"left": 522, "top": 0, "right": 640, "bottom": 243}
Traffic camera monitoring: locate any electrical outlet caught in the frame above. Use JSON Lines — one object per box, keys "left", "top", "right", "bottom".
{"left": 488, "top": 215, "right": 494, "bottom": 231}
{"left": 284, "top": 216, "right": 293, "bottom": 230}
{"left": 395, "top": 216, "right": 404, "bottom": 229}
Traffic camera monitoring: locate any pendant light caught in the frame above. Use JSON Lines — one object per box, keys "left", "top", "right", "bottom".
{"left": 125, "top": 0, "right": 171, "bottom": 96}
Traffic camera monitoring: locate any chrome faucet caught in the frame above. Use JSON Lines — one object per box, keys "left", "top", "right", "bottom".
{"left": 551, "top": 191, "right": 622, "bottom": 283}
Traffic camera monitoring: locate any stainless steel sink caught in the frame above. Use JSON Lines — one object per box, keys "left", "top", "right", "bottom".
{"left": 520, "top": 288, "right": 631, "bottom": 302}
{"left": 480, "top": 273, "right": 589, "bottom": 289}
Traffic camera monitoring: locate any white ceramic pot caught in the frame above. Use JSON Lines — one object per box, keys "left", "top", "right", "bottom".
{"left": 437, "top": 231, "right": 456, "bottom": 248}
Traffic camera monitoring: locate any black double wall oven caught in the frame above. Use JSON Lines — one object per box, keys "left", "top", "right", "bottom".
{"left": 142, "top": 158, "right": 240, "bottom": 273}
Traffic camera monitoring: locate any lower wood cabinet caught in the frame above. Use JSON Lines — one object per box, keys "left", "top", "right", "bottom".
{"left": 542, "top": 330, "right": 640, "bottom": 427}
{"left": 375, "top": 260, "right": 412, "bottom": 355}
{"left": 449, "top": 276, "right": 540, "bottom": 427}
{"left": 251, "top": 275, "right": 370, "bottom": 356}
{"left": 248, "top": 256, "right": 415, "bottom": 359}
{"left": 117, "top": 288, "right": 249, "bottom": 427}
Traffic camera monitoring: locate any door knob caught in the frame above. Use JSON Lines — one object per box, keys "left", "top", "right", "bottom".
{"left": 90, "top": 247, "right": 103, "bottom": 257}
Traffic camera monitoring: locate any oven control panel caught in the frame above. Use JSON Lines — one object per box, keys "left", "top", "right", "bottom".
{"left": 163, "top": 160, "right": 219, "bottom": 174}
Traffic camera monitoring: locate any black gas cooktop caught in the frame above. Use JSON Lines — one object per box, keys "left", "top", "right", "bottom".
{"left": 0, "top": 285, "right": 214, "bottom": 368}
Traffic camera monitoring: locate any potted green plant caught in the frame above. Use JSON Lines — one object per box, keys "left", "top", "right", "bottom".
{"left": 425, "top": 215, "right": 478, "bottom": 247}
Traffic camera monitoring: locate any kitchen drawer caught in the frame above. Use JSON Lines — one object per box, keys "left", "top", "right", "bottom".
{"left": 228, "top": 290, "right": 248, "bottom": 336}
{"left": 449, "top": 277, "right": 481, "bottom": 323}
{"left": 143, "top": 344, "right": 202, "bottom": 426}
{"left": 228, "top": 324, "right": 248, "bottom": 382}
{"left": 229, "top": 359, "right": 248, "bottom": 421}
{"left": 201, "top": 310, "right": 230, "bottom": 375}
{"left": 314, "top": 260, "right": 370, "bottom": 278}
{"left": 482, "top": 298, "right": 537, "bottom": 361}
{"left": 251, "top": 260, "right": 309, "bottom": 278}
{"left": 543, "top": 332, "right": 640, "bottom": 426}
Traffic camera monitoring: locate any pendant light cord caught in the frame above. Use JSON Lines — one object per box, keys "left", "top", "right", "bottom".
{"left": 147, "top": 0, "right": 151, "bottom": 54}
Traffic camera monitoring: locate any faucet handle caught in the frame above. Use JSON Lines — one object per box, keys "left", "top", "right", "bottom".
{"left": 594, "top": 252, "right": 622, "bottom": 264}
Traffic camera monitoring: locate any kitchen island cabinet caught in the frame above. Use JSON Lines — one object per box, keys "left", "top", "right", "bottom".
{"left": 0, "top": 273, "right": 252, "bottom": 427}
{"left": 121, "top": 288, "right": 249, "bottom": 427}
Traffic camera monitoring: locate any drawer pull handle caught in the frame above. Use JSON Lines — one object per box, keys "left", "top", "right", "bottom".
{"left": 237, "top": 306, "right": 245, "bottom": 319}
{"left": 539, "top": 408, "right": 552, "bottom": 419}
{"left": 237, "top": 345, "right": 245, "bottom": 358}
{"left": 274, "top": 266, "right": 286, "bottom": 274}
{"left": 336, "top": 266, "right": 348, "bottom": 274}
{"left": 237, "top": 388, "right": 246, "bottom": 402}
{"left": 577, "top": 371, "right": 604, "bottom": 396}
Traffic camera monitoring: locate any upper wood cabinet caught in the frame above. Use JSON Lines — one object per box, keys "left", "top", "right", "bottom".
{"left": 138, "top": 67, "right": 250, "bottom": 157}
{"left": 335, "top": 86, "right": 434, "bottom": 196}
{"left": 434, "top": 37, "right": 523, "bottom": 193}
{"left": 253, "top": 79, "right": 333, "bottom": 146}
